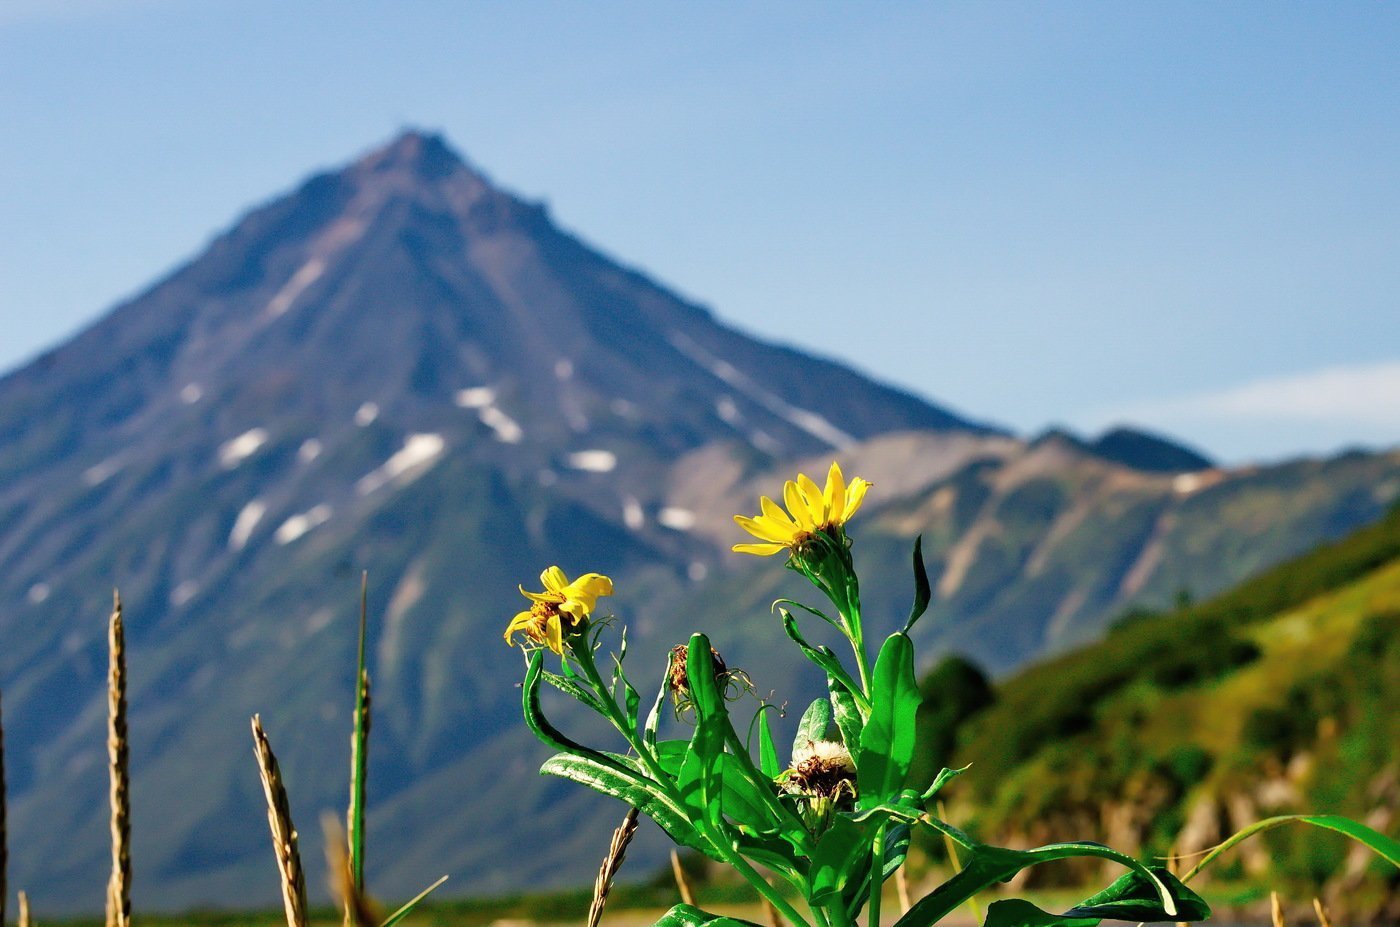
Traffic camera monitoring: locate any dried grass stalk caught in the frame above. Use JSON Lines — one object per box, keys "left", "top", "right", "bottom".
{"left": 106, "top": 592, "right": 131, "bottom": 927}
{"left": 1312, "top": 897, "right": 1332, "bottom": 927}
{"left": 1271, "top": 890, "right": 1285, "bottom": 927}
{"left": 895, "top": 865, "right": 911, "bottom": 914}
{"left": 324, "top": 813, "right": 380, "bottom": 927}
{"left": 761, "top": 888, "right": 783, "bottom": 927}
{"left": 669, "top": 849, "right": 696, "bottom": 907}
{"left": 586, "top": 806, "right": 639, "bottom": 927}
{"left": 252, "top": 715, "right": 308, "bottom": 927}
{"left": 18, "top": 889, "right": 31, "bottom": 927}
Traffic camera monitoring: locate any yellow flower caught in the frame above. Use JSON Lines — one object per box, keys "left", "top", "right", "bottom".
{"left": 504, "top": 566, "right": 614, "bottom": 653}
{"left": 732, "top": 461, "right": 871, "bottom": 556}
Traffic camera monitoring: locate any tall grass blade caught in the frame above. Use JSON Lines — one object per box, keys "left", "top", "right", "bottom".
{"left": 347, "top": 572, "right": 372, "bottom": 903}
{"left": 1311, "top": 897, "right": 1332, "bottom": 927}
{"left": 587, "top": 806, "right": 640, "bottom": 927}
{"left": 105, "top": 592, "right": 131, "bottom": 927}
{"left": 1181, "top": 814, "right": 1400, "bottom": 883}
{"left": 252, "top": 715, "right": 308, "bottom": 927}
{"left": 17, "top": 889, "right": 30, "bottom": 927}
{"left": 377, "top": 874, "right": 449, "bottom": 927}
{"left": 1270, "top": 890, "right": 1284, "bottom": 927}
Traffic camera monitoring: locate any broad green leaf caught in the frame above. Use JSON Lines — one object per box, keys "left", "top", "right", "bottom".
{"left": 828, "top": 674, "right": 865, "bottom": 748}
{"left": 980, "top": 900, "right": 1098, "bottom": 927}
{"left": 903, "top": 535, "right": 932, "bottom": 633}
{"left": 857, "top": 633, "right": 920, "bottom": 807}
{"left": 1063, "top": 868, "right": 1209, "bottom": 922}
{"left": 1182, "top": 813, "right": 1400, "bottom": 882}
{"left": 541, "top": 753, "right": 706, "bottom": 854}
{"left": 895, "top": 838, "right": 1177, "bottom": 927}
{"left": 650, "top": 904, "right": 764, "bottom": 927}
{"left": 795, "top": 697, "right": 833, "bottom": 752}
{"left": 781, "top": 609, "right": 869, "bottom": 711}
{"left": 757, "top": 707, "right": 781, "bottom": 778}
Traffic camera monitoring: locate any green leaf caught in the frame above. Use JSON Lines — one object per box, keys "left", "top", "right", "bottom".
{"left": 642, "top": 659, "right": 670, "bottom": 747}
{"left": 1182, "top": 813, "right": 1400, "bottom": 882}
{"left": 677, "top": 636, "right": 728, "bottom": 828}
{"left": 780, "top": 609, "right": 870, "bottom": 712}
{"left": 903, "top": 536, "right": 932, "bottom": 633}
{"left": 541, "top": 669, "right": 601, "bottom": 708}
{"left": 541, "top": 753, "right": 707, "bottom": 854}
{"left": 650, "top": 904, "right": 764, "bottom": 927}
{"left": 857, "top": 633, "right": 920, "bottom": 807}
{"left": 828, "top": 674, "right": 865, "bottom": 749}
{"left": 980, "top": 900, "right": 1098, "bottom": 927}
{"left": 922, "top": 765, "right": 969, "bottom": 801}
{"left": 757, "top": 707, "right": 781, "bottom": 778}
{"left": 795, "top": 698, "right": 833, "bottom": 751}
{"left": 895, "top": 838, "right": 1178, "bottom": 927}
{"left": 1063, "top": 868, "right": 1209, "bottom": 922}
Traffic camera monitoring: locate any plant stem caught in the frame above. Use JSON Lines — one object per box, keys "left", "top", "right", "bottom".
{"left": 868, "top": 822, "right": 887, "bottom": 927}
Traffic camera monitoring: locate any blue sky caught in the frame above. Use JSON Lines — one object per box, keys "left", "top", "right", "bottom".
{"left": 1, "top": 2, "right": 1397, "bottom": 463}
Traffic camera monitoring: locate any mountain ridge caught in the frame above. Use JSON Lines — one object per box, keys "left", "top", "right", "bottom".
{"left": 0, "top": 131, "right": 1395, "bottom": 913}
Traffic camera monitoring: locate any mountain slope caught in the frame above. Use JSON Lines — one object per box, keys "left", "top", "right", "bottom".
{"left": 0, "top": 131, "right": 1396, "bottom": 913}
{"left": 939, "top": 504, "right": 1400, "bottom": 918}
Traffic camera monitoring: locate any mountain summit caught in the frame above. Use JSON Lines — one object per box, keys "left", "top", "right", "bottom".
{"left": 1, "top": 132, "right": 1395, "bottom": 913}
{"left": 0, "top": 131, "right": 994, "bottom": 912}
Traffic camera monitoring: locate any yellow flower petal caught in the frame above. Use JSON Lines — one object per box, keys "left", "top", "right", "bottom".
{"left": 735, "top": 513, "right": 797, "bottom": 544}
{"left": 504, "top": 609, "right": 535, "bottom": 643}
{"left": 796, "top": 473, "right": 827, "bottom": 525}
{"left": 540, "top": 566, "right": 569, "bottom": 593}
{"left": 544, "top": 615, "right": 564, "bottom": 654}
{"left": 759, "top": 495, "right": 800, "bottom": 532}
{"left": 732, "top": 541, "right": 787, "bottom": 556}
{"left": 564, "top": 572, "right": 614, "bottom": 606}
{"left": 784, "top": 480, "right": 815, "bottom": 531}
{"left": 822, "top": 461, "right": 846, "bottom": 524}
{"left": 843, "top": 478, "right": 871, "bottom": 521}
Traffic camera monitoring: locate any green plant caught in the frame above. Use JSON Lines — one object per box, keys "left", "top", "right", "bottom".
{"left": 507, "top": 463, "right": 1390, "bottom": 927}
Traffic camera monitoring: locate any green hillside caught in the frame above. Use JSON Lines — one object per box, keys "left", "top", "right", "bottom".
{"left": 930, "top": 502, "right": 1400, "bottom": 916}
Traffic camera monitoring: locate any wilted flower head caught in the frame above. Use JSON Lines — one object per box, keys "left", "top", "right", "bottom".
{"left": 504, "top": 566, "right": 613, "bottom": 654}
{"left": 783, "top": 740, "right": 857, "bottom": 800}
{"left": 781, "top": 739, "right": 858, "bottom": 833}
{"left": 667, "top": 643, "right": 751, "bottom": 712}
{"left": 733, "top": 461, "right": 871, "bottom": 558}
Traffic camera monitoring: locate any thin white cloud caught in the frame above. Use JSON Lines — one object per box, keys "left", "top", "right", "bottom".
{"left": 1110, "top": 361, "right": 1400, "bottom": 428}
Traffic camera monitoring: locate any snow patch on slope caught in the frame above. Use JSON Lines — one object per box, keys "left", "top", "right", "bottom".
{"left": 275, "top": 504, "right": 332, "bottom": 544}
{"left": 356, "top": 434, "right": 446, "bottom": 495}
{"left": 219, "top": 428, "right": 269, "bottom": 469}
{"left": 229, "top": 500, "right": 267, "bottom": 551}
{"left": 669, "top": 331, "right": 855, "bottom": 449}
